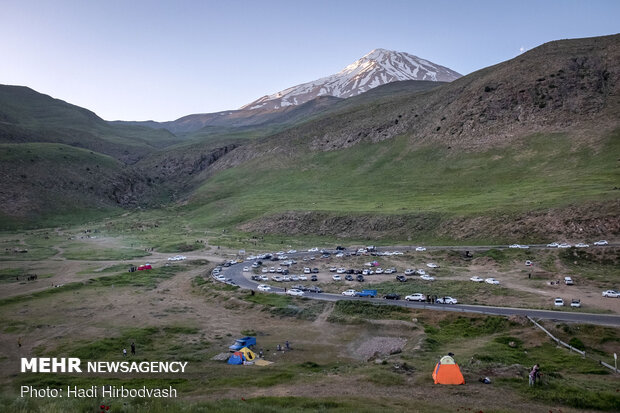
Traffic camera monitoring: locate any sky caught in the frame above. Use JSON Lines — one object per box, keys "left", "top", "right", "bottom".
{"left": 1, "top": 0, "right": 619, "bottom": 121}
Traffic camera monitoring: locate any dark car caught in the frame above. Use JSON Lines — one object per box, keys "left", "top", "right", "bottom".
{"left": 356, "top": 275, "right": 365, "bottom": 282}
{"left": 384, "top": 293, "right": 400, "bottom": 300}
{"left": 396, "top": 275, "right": 407, "bottom": 282}
{"left": 307, "top": 286, "right": 323, "bottom": 293}
{"left": 282, "top": 269, "right": 289, "bottom": 275}
{"left": 336, "top": 246, "right": 346, "bottom": 251}
{"left": 311, "top": 275, "right": 318, "bottom": 282}
{"left": 312, "top": 268, "right": 320, "bottom": 273}
{"left": 345, "top": 275, "right": 354, "bottom": 281}
{"left": 346, "top": 269, "right": 354, "bottom": 274}
{"left": 321, "top": 254, "right": 330, "bottom": 258}
{"left": 251, "top": 275, "right": 261, "bottom": 281}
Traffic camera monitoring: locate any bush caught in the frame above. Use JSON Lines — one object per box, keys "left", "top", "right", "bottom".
{"left": 568, "top": 337, "right": 585, "bottom": 351}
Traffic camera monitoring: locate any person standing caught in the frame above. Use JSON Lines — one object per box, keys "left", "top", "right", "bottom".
{"left": 123, "top": 348, "right": 127, "bottom": 357}
{"left": 529, "top": 364, "right": 540, "bottom": 386}
{"left": 131, "top": 342, "right": 136, "bottom": 356}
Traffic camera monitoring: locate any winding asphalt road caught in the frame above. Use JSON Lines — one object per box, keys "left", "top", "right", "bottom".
{"left": 216, "top": 245, "right": 620, "bottom": 327}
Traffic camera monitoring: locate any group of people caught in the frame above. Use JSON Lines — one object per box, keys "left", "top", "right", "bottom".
{"left": 122, "top": 342, "right": 136, "bottom": 357}
{"left": 276, "top": 341, "right": 291, "bottom": 352}
{"left": 426, "top": 295, "right": 439, "bottom": 303}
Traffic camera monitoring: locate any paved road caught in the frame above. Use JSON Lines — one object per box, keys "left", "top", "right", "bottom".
{"left": 217, "top": 254, "right": 620, "bottom": 327}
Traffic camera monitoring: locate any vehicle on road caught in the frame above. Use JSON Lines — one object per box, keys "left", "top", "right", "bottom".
{"left": 308, "top": 247, "right": 319, "bottom": 252}
{"left": 546, "top": 242, "right": 559, "bottom": 247}
{"left": 570, "top": 299, "right": 581, "bottom": 308}
{"left": 286, "top": 289, "right": 304, "bottom": 296}
{"left": 420, "top": 274, "right": 435, "bottom": 281}
{"left": 558, "top": 243, "right": 571, "bottom": 248}
{"left": 485, "top": 277, "right": 500, "bottom": 285}
{"left": 554, "top": 298, "right": 564, "bottom": 306}
{"left": 436, "top": 296, "right": 458, "bottom": 304}
{"left": 342, "top": 289, "right": 357, "bottom": 296}
{"left": 257, "top": 284, "right": 271, "bottom": 292}
{"left": 415, "top": 246, "right": 426, "bottom": 252}
{"left": 594, "top": 240, "right": 608, "bottom": 246}
{"left": 602, "top": 290, "right": 620, "bottom": 298}
{"left": 384, "top": 293, "right": 401, "bottom": 300}
{"left": 508, "top": 244, "right": 520, "bottom": 248}
{"left": 287, "top": 249, "right": 297, "bottom": 254}
{"left": 575, "top": 243, "right": 589, "bottom": 248}
{"left": 470, "top": 276, "right": 484, "bottom": 282}
{"left": 307, "top": 286, "right": 323, "bottom": 293}
{"left": 405, "top": 293, "right": 426, "bottom": 302}
{"left": 214, "top": 274, "right": 226, "bottom": 282}
{"left": 357, "top": 289, "right": 377, "bottom": 297}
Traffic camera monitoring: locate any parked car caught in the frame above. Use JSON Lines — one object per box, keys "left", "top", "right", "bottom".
{"left": 420, "top": 274, "right": 435, "bottom": 281}
{"left": 602, "top": 290, "right": 620, "bottom": 298}
{"left": 470, "top": 276, "right": 484, "bottom": 282}
{"left": 286, "top": 289, "right": 304, "bottom": 296}
{"left": 575, "top": 243, "right": 589, "bottom": 248}
{"left": 287, "top": 249, "right": 297, "bottom": 254}
{"left": 384, "top": 293, "right": 401, "bottom": 300}
{"left": 404, "top": 269, "right": 415, "bottom": 276}
{"left": 311, "top": 275, "right": 318, "bottom": 282}
{"left": 299, "top": 275, "right": 307, "bottom": 281}
{"left": 271, "top": 275, "right": 283, "bottom": 282}
{"left": 329, "top": 267, "right": 337, "bottom": 272}
{"left": 396, "top": 275, "right": 407, "bottom": 282}
{"left": 594, "top": 240, "right": 608, "bottom": 246}
{"left": 374, "top": 268, "right": 384, "bottom": 274}
{"left": 336, "top": 268, "right": 346, "bottom": 274}
{"left": 415, "top": 246, "right": 426, "bottom": 252}
{"left": 436, "top": 296, "right": 458, "bottom": 304}
{"left": 570, "top": 299, "right": 581, "bottom": 308}
{"left": 308, "top": 247, "right": 319, "bottom": 252}
{"left": 564, "top": 276, "right": 574, "bottom": 285}
{"left": 342, "top": 289, "right": 357, "bottom": 296}
{"left": 558, "top": 243, "right": 571, "bottom": 248}
{"left": 525, "top": 260, "right": 533, "bottom": 266}
{"left": 262, "top": 268, "right": 269, "bottom": 273}
{"left": 312, "top": 268, "right": 319, "bottom": 273}
{"left": 554, "top": 298, "right": 564, "bottom": 306}
{"left": 485, "top": 277, "right": 500, "bottom": 285}
{"left": 405, "top": 293, "right": 426, "bottom": 302}
{"left": 303, "top": 267, "right": 311, "bottom": 274}
{"left": 356, "top": 275, "right": 365, "bottom": 282}
{"left": 345, "top": 275, "right": 354, "bottom": 281}
{"left": 508, "top": 244, "right": 520, "bottom": 248}
{"left": 257, "top": 284, "right": 271, "bottom": 292}
{"left": 242, "top": 266, "right": 250, "bottom": 272}
{"left": 426, "top": 263, "right": 439, "bottom": 268}
{"left": 332, "top": 275, "right": 342, "bottom": 281}
{"left": 307, "top": 286, "right": 323, "bottom": 293}
{"left": 229, "top": 336, "right": 257, "bottom": 351}
{"left": 546, "top": 242, "right": 559, "bottom": 247}
{"left": 260, "top": 275, "right": 268, "bottom": 281}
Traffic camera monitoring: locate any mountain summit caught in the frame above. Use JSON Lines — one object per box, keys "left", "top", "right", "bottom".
{"left": 241, "top": 49, "right": 462, "bottom": 111}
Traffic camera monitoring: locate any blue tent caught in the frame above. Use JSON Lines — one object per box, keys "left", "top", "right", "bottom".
{"left": 227, "top": 351, "right": 245, "bottom": 365}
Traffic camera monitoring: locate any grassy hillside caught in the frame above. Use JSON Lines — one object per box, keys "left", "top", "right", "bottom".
{"left": 0, "top": 85, "right": 181, "bottom": 163}
{"left": 183, "top": 129, "right": 619, "bottom": 242}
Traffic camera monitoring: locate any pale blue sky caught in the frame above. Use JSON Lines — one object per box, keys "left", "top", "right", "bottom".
{"left": 1, "top": 0, "right": 618, "bottom": 121}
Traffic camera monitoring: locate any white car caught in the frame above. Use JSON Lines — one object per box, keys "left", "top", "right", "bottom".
{"left": 243, "top": 267, "right": 250, "bottom": 272}
{"left": 262, "top": 268, "right": 269, "bottom": 273}
{"left": 286, "top": 289, "right": 304, "bottom": 296}
{"left": 525, "top": 260, "right": 533, "bottom": 266}
{"left": 341, "top": 289, "right": 357, "bottom": 296}
{"left": 299, "top": 275, "right": 307, "bottom": 281}
{"left": 602, "top": 290, "right": 620, "bottom": 298}
{"left": 405, "top": 293, "right": 426, "bottom": 302}
{"left": 392, "top": 251, "right": 403, "bottom": 255}
{"left": 575, "top": 243, "right": 589, "bottom": 248}
{"left": 269, "top": 267, "right": 276, "bottom": 273}
{"left": 485, "top": 277, "right": 500, "bottom": 285}
{"left": 257, "top": 284, "right": 271, "bottom": 292}
{"left": 417, "top": 269, "right": 427, "bottom": 276}
{"left": 276, "top": 267, "right": 283, "bottom": 273}
{"left": 304, "top": 267, "right": 311, "bottom": 274}
{"left": 375, "top": 268, "right": 384, "bottom": 274}
{"left": 308, "top": 247, "right": 319, "bottom": 252}
{"left": 436, "top": 296, "right": 458, "bottom": 304}
{"left": 420, "top": 274, "right": 435, "bottom": 281}
{"left": 518, "top": 245, "right": 530, "bottom": 249}
{"left": 287, "top": 249, "right": 297, "bottom": 254}
{"left": 332, "top": 275, "right": 342, "bottom": 281}
{"left": 508, "top": 244, "right": 520, "bottom": 248}
{"left": 271, "top": 275, "right": 283, "bottom": 282}
{"left": 384, "top": 268, "right": 395, "bottom": 274}
{"left": 260, "top": 275, "right": 268, "bottom": 281}
{"left": 336, "top": 268, "right": 346, "bottom": 274}
{"left": 415, "top": 247, "right": 426, "bottom": 252}
{"left": 554, "top": 298, "right": 564, "bottom": 306}
{"left": 594, "top": 240, "right": 608, "bottom": 246}
{"left": 329, "top": 267, "right": 337, "bottom": 272}
{"left": 167, "top": 255, "right": 187, "bottom": 261}
{"left": 214, "top": 274, "right": 226, "bottom": 282}
{"left": 404, "top": 269, "right": 415, "bottom": 276}
{"left": 427, "top": 263, "right": 439, "bottom": 268}
{"left": 546, "top": 242, "right": 559, "bottom": 248}
{"left": 291, "top": 275, "right": 299, "bottom": 281}
{"left": 470, "top": 276, "right": 484, "bottom": 282}
{"left": 570, "top": 299, "right": 581, "bottom": 308}
{"left": 335, "top": 253, "right": 344, "bottom": 258}
{"left": 558, "top": 243, "right": 571, "bottom": 248}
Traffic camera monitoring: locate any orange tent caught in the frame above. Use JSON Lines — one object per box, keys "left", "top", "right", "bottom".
{"left": 432, "top": 355, "right": 465, "bottom": 385}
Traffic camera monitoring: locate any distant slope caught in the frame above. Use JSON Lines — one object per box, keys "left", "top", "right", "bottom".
{"left": 0, "top": 85, "right": 181, "bottom": 163}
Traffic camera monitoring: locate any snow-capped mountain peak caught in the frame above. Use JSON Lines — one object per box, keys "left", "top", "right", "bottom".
{"left": 241, "top": 49, "right": 461, "bottom": 111}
